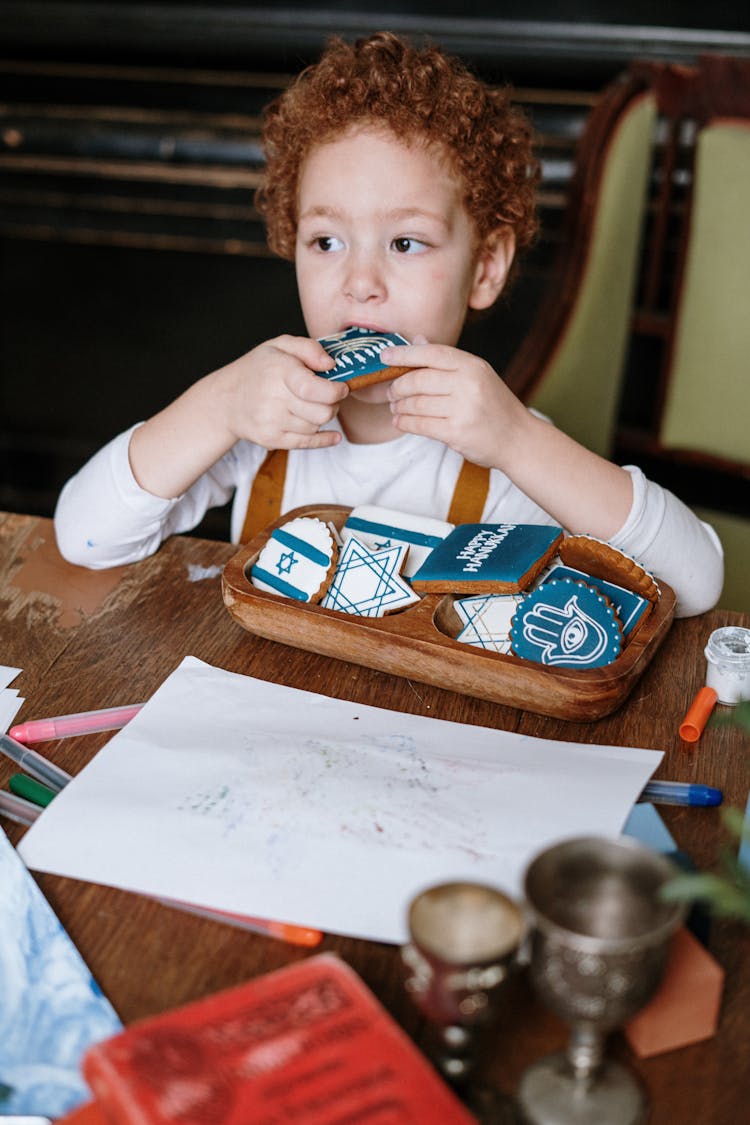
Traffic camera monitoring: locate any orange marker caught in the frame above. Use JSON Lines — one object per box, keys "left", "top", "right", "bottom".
{"left": 679, "top": 686, "right": 718, "bottom": 743}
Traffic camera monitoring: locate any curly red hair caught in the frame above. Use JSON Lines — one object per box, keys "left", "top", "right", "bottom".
{"left": 256, "top": 32, "right": 539, "bottom": 264}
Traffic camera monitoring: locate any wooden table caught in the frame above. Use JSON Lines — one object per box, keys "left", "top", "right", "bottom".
{"left": 2, "top": 511, "right": 749, "bottom": 1122}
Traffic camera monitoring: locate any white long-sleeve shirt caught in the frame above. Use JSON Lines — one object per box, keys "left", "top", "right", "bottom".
{"left": 54, "top": 420, "right": 723, "bottom": 618}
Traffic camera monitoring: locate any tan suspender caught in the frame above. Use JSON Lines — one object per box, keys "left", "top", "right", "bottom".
{"left": 239, "top": 446, "right": 490, "bottom": 543}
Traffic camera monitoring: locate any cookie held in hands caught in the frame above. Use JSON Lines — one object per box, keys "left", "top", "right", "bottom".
{"left": 316, "top": 327, "right": 412, "bottom": 389}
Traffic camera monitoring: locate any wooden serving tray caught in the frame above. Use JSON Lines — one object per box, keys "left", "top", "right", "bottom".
{"left": 222, "top": 505, "right": 676, "bottom": 721}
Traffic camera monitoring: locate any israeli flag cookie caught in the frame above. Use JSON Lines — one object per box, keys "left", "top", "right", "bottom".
{"left": 412, "top": 523, "right": 563, "bottom": 594}
{"left": 316, "top": 326, "right": 412, "bottom": 389}
{"left": 321, "top": 536, "right": 420, "bottom": 617}
{"left": 343, "top": 505, "right": 454, "bottom": 578}
{"left": 510, "top": 579, "right": 623, "bottom": 668}
{"left": 454, "top": 593, "right": 524, "bottom": 654}
{"left": 250, "top": 516, "right": 337, "bottom": 603}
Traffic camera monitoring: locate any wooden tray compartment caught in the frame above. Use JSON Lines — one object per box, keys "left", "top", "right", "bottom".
{"left": 222, "top": 505, "right": 676, "bottom": 721}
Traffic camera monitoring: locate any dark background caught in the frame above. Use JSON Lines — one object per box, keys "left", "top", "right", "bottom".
{"left": 1, "top": 2, "right": 749, "bottom": 540}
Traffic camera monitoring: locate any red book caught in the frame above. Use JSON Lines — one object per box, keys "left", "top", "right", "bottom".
{"left": 81, "top": 953, "right": 476, "bottom": 1124}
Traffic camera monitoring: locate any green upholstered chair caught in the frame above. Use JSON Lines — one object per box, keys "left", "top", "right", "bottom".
{"left": 503, "top": 68, "right": 659, "bottom": 457}
{"left": 617, "top": 56, "right": 750, "bottom": 612}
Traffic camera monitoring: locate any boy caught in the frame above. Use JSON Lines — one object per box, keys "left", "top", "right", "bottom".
{"left": 54, "top": 32, "right": 722, "bottom": 617}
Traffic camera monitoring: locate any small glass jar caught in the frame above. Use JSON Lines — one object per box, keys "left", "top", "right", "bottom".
{"left": 704, "top": 626, "right": 750, "bottom": 705}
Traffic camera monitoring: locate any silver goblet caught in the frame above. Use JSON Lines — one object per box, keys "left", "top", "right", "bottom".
{"left": 518, "top": 836, "right": 686, "bottom": 1125}
{"left": 402, "top": 880, "right": 525, "bottom": 1086}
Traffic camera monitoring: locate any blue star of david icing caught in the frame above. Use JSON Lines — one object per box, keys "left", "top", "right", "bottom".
{"left": 276, "top": 550, "right": 298, "bottom": 576}
{"left": 316, "top": 327, "right": 410, "bottom": 383}
{"left": 454, "top": 593, "right": 524, "bottom": 653}
{"left": 510, "top": 579, "right": 623, "bottom": 668}
{"left": 342, "top": 504, "right": 454, "bottom": 577}
{"left": 321, "top": 535, "right": 420, "bottom": 617}
{"left": 251, "top": 516, "right": 336, "bottom": 602}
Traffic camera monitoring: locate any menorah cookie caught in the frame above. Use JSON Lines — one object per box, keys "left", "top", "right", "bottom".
{"left": 321, "top": 536, "right": 420, "bottom": 617}
{"left": 411, "top": 523, "right": 563, "bottom": 594}
{"left": 250, "top": 516, "right": 337, "bottom": 603}
{"left": 510, "top": 579, "right": 623, "bottom": 668}
{"left": 559, "top": 535, "right": 660, "bottom": 603}
{"left": 342, "top": 505, "right": 454, "bottom": 578}
{"left": 316, "top": 326, "right": 412, "bottom": 389}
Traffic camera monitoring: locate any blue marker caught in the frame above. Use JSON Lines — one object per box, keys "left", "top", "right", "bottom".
{"left": 639, "top": 780, "right": 723, "bottom": 807}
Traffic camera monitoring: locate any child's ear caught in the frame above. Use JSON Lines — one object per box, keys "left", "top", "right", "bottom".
{"left": 468, "top": 227, "right": 516, "bottom": 310}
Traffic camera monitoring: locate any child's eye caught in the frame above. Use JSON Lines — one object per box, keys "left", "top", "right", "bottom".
{"left": 392, "top": 237, "right": 427, "bottom": 254}
{"left": 314, "top": 235, "right": 343, "bottom": 252}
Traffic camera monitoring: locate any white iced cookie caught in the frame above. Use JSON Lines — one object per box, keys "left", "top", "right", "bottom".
{"left": 250, "top": 516, "right": 337, "bottom": 603}
{"left": 342, "top": 505, "right": 454, "bottom": 578}
{"left": 322, "top": 536, "right": 420, "bottom": 617}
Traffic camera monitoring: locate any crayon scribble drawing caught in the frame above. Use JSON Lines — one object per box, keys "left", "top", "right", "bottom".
{"left": 0, "top": 827, "right": 121, "bottom": 1120}
{"left": 176, "top": 731, "right": 492, "bottom": 860}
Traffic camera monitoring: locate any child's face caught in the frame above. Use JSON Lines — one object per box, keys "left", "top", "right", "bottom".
{"left": 295, "top": 127, "right": 509, "bottom": 402}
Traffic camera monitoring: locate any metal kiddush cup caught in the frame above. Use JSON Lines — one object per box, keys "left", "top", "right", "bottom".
{"left": 517, "top": 836, "right": 686, "bottom": 1125}
{"left": 402, "top": 880, "right": 526, "bottom": 1083}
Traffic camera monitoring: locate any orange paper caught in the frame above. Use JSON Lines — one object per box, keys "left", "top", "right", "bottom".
{"left": 624, "top": 927, "right": 724, "bottom": 1057}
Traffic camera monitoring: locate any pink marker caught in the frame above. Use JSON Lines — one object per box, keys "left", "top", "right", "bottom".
{"left": 10, "top": 703, "right": 143, "bottom": 743}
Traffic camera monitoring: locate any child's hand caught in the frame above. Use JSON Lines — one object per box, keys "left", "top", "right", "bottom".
{"left": 220, "top": 335, "right": 347, "bottom": 450}
{"left": 383, "top": 340, "right": 526, "bottom": 469}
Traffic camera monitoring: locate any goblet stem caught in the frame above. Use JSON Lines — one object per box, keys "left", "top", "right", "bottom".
{"left": 566, "top": 1024, "right": 604, "bottom": 1082}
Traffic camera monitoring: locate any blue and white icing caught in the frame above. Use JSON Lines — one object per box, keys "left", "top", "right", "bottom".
{"left": 539, "top": 564, "right": 650, "bottom": 638}
{"left": 316, "top": 327, "right": 410, "bottom": 383}
{"left": 342, "top": 505, "right": 453, "bottom": 577}
{"left": 412, "top": 523, "right": 562, "bottom": 589}
{"left": 510, "top": 579, "right": 623, "bottom": 667}
{"left": 0, "top": 826, "right": 122, "bottom": 1120}
{"left": 322, "top": 536, "right": 420, "bottom": 617}
{"left": 251, "top": 517, "right": 336, "bottom": 602}
{"left": 454, "top": 593, "right": 524, "bottom": 653}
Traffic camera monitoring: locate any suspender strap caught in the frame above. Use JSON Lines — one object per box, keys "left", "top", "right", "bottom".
{"left": 240, "top": 448, "right": 288, "bottom": 543}
{"left": 239, "top": 448, "right": 490, "bottom": 542}
{"left": 446, "top": 458, "right": 491, "bottom": 525}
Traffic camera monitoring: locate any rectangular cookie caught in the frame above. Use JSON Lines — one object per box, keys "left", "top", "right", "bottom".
{"left": 411, "top": 523, "right": 563, "bottom": 594}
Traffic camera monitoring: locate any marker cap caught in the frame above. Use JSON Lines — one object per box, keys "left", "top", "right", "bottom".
{"left": 679, "top": 686, "right": 718, "bottom": 743}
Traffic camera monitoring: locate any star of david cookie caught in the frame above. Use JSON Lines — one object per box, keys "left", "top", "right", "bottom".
{"left": 411, "top": 523, "right": 563, "bottom": 594}
{"left": 510, "top": 579, "right": 623, "bottom": 668}
{"left": 316, "top": 326, "right": 412, "bottom": 389}
{"left": 559, "top": 535, "right": 660, "bottom": 603}
{"left": 342, "top": 505, "right": 454, "bottom": 578}
{"left": 453, "top": 593, "right": 524, "bottom": 654}
{"left": 250, "top": 516, "right": 338, "bottom": 603}
{"left": 321, "top": 536, "right": 420, "bottom": 617}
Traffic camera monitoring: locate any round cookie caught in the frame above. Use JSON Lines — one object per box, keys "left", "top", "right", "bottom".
{"left": 559, "top": 535, "right": 660, "bottom": 603}
{"left": 510, "top": 579, "right": 623, "bottom": 668}
{"left": 250, "top": 516, "right": 338, "bottom": 603}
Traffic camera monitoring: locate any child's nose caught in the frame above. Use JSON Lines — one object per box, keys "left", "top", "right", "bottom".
{"left": 343, "top": 251, "right": 386, "bottom": 303}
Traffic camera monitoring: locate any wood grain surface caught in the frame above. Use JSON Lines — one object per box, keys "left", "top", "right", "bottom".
{"left": 2, "top": 511, "right": 748, "bottom": 1123}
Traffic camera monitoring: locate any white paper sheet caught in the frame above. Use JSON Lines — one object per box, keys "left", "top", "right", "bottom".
{"left": 18, "top": 657, "right": 662, "bottom": 944}
{"left": 0, "top": 665, "right": 23, "bottom": 733}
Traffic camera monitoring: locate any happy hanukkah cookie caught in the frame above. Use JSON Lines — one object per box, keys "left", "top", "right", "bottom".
{"left": 453, "top": 593, "right": 524, "bottom": 654}
{"left": 559, "top": 535, "right": 660, "bottom": 603}
{"left": 510, "top": 579, "right": 623, "bottom": 668}
{"left": 342, "top": 505, "right": 454, "bottom": 578}
{"left": 411, "top": 523, "right": 563, "bottom": 594}
{"left": 316, "top": 327, "right": 412, "bottom": 389}
{"left": 321, "top": 536, "right": 420, "bottom": 617}
{"left": 250, "top": 516, "right": 337, "bottom": 603}
{"left": 540, "top": 565, "right": 652, "bottom": 639}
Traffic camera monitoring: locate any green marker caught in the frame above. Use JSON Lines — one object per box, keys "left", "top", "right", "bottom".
{"left": 9, "top": 772, "right": 56, "bottom": 807}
